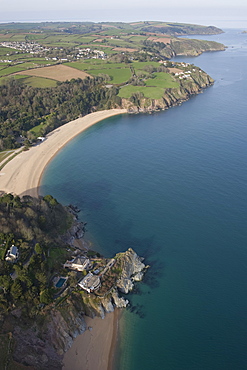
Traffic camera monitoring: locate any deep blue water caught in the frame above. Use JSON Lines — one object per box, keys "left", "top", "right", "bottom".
{"left": 41, "top": 29, "right": 247, "bottom": 369}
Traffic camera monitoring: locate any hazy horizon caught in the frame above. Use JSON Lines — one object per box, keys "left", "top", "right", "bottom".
{"left": 1, "top": 1, "right": 247, "bottom": 29}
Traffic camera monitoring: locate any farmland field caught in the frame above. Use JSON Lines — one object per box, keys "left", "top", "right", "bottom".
{"left": 20, "top": 76, "right": 58, "bottom": 87}
{"left": 145, "top": 72, "right": 179, "bottom": 88}
{"left": 0, "top": 62, "right": 39, "bottom": 77}
{"left": 118, "top": 85, "right": 165, "bottom": 99}
{"left": 14, "top": 64, "right": 91, "bottom": 81}
{"left": 66, "top": 61, "right": 131, "bottom": 71}
{"left": 89, "top": 67, "right": 131, "bottom": 84}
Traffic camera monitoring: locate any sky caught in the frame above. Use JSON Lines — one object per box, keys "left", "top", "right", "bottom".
{"left": 1, "top": 0, "right": 247, "bottom": 28}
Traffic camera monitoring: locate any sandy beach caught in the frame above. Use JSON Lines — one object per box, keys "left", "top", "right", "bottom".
{"left": 0, "top": 109, "right": 127, "bottom": 197}
{"left": 63, "top": 310, "right": 120, "bottom": 370}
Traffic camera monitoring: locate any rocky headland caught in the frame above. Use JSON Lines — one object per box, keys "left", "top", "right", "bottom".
{"left": 122, "top": 65, "right": 214, "bottom": 114}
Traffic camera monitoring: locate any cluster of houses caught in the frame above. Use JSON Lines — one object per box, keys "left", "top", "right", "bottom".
{"left": 43, "top": 47, "right": 107, "bottom": 62}
{"left": 1, "top": 41, "right": 50, "bottom": 54}
{"left": 1, "top": 41, "right": 107, "bottom": 64}
{"left": 63, "top": 254, "right": 116, "bottom": 293}
{"left": 63, "top": 255, "right": 101, "bottom": 293}
{"left": 75, "top": 48, "right": 107, "bottom": 60}
{"left": 174, "top": 70, "right": 193, "bottom": 79}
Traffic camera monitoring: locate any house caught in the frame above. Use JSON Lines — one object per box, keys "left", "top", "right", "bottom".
{"left": 5, "top": 245, "right": 19, "bottom": 262}
{"left": 64, "top": 257, "right": 90, "bottom": 272}
{"left": 78, "top": 272, "right": 101, "bottom": 293}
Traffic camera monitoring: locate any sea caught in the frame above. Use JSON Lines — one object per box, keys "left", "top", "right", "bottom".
{"left": 41, "top": 29, "right": 247, "bottom": 370}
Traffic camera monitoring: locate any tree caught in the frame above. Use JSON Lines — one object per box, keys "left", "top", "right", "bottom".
{"left": 0, "top": 275, "right": 12, "bottom": 293}
{"left": 43, "top": 195, "right": 58, "bottom": 207}
{"left": 36, "top": 272, "right": 47, "bottom": 288}
{"left": 39, "top": 288, "right": 52, "bottom": 304}
{"left": 34, "top": 243, "right": 43, "bottom": 255}
{"left": 11, "top": 279, "right": 23, "bottom": 300}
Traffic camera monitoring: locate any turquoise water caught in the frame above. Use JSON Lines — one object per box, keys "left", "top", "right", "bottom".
{"left": 41, "top": 29, "right": 247, "bottom": 369}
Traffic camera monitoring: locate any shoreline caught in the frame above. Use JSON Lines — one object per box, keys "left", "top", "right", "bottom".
{"left": 0, "top": 108, "right": 127, "bottom": 370}
{"left": 0, "top": 109, "right": 127, "bottom": 198}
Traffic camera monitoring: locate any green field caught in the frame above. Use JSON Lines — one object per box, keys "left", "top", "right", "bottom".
{"left": 66, "top": 61, "right": 133, "bottom": 83}
{"left": 132, "top": 61, "right": 161, "bottom": 70}
{"left": 6, "top": 53, "right": 32, "bottom": 61}
{"left": 20, "top": 76, "right": 57, "bottom": 87}
{"left": 118, "top": 85, "right": 165, "bottom": 99}
{"left": 90, "top": 67, "right": 131, "bottom": 84}
{"left": 0, "top": 74, "right": 57, "bottom": 87}
{"left": 146, "top": 72, "right": 179, "bottom": 88}
{"left": 129, "top": 35, "right": 148, "bottom": 42}
{"left": 66, "top": 61, "right": 129, "bottom": 70}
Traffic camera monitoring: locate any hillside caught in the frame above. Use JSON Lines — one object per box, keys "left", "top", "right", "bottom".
{"left": 0, "top": 21, "right": 225, "bottom": 87}
{"left": 0, "top": 21, "right": 223, "bottom": 35}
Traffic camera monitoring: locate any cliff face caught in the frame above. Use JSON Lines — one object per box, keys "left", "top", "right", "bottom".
{"left": 12, "top": 298, "right": 87, "bottom": 369}
{"left": 12, "top": 248, "right": 147, "bottom": 369}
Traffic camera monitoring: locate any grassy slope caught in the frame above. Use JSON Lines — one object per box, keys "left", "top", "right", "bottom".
{"left": 89, "top": 67, "right": 132, "bottom": 84}
{"left": 118, "top": 85, "right": 165, "bottom": 99}
{"left": 145, "top": 72, "right": 179, "bottom": 88}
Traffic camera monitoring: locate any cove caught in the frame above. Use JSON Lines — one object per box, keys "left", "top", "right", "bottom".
{"left": 41, "top": 29, "right": 247, "bottom": 370}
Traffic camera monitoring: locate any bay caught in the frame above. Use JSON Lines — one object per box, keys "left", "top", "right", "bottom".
{"left": 41, "top": 29, "right": 247, "bottom": 370}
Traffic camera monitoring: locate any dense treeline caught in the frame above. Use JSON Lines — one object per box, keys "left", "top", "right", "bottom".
{"left": 0, "top": 77, "right": 121, "bottom": 150}
{"left": 0, "top": 193, "right": 72, "bottom": 242}
{"left": 0, "top": 194, "right": 72, "bottom": 315}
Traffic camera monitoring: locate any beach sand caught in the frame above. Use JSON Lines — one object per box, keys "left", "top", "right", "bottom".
{"left": 63, "top": 309, "right": 120, "bottom": 370}
{"left": 0, "top": 108, "right": 126, "bottom": 369}
{"left": 0, "top": 109, "right": 127, "bottom": 197}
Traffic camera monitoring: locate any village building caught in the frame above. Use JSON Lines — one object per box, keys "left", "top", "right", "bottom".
{"left": 78, "top": 272, "right": 101, "bottom": 293}
{"left": 5, "top": 245, "right": 19, "bottom": 262}
{"left": 63, "top": 256, "right": 90, "bottom": 272}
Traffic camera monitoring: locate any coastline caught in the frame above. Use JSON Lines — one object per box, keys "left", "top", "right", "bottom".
{"left": 0, "top": 108, "right": 126, "bottom": 370}
{"left": 0, "top": 108, "right": 127, "bottom": 198}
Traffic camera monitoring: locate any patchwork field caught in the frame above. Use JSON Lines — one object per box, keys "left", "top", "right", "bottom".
{"left": 14, "top": 64, "right": 92, "bottom": 82}
{"left": 118, "top": 85, "right": 166, "bottom": 99}
{"left": 0, "top": 21, "right": 223, "bottom": 92}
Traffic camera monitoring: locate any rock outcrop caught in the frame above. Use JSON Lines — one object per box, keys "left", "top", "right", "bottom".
{"left": 116, "top": 248, "right": 146, "bottom": 294}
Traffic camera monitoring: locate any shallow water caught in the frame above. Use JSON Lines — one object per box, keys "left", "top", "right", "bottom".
{"left": 41, "top": 29, "right": 247, "bottom": 370}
